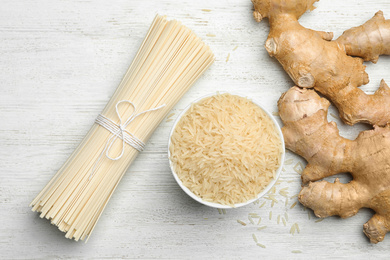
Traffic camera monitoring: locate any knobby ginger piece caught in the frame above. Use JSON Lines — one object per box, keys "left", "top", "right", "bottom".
{"left": 251, "top": 0, "right": 390, "bottom": 126}
{"left": 336, "top": 11, "right": 390, "bottom": 63}
{"left": 278, "top": 87, "right": 390, "bottom": 243}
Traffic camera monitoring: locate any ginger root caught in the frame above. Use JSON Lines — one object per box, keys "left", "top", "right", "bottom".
{"left": 278, "top": 87, "right": 390, "bottom": 243}
{"left": 251, "top": 0, "right": 390, "bottom": 243}
{"left": 252, "top": 0, "right": 390, "bottom": 126}
{"left": 337, "top": 11, "right": 390, "bottom": 64}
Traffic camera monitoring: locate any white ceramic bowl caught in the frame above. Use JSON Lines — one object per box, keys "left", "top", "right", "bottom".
{"left": 168, "top": 92, "right": 285, "bottom": 209}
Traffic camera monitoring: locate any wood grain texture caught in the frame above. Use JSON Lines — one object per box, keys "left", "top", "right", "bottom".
{"left": 0, "top": 0, "right": 389, "bottom": 258}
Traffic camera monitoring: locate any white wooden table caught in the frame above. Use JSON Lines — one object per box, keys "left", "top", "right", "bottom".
{"left": 1, "top": 0, "right": 390, "bottom": 258}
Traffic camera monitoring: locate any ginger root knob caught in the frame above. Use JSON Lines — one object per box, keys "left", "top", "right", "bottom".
{"left": 265, "top": 38, "right": 277, "bottom": 56}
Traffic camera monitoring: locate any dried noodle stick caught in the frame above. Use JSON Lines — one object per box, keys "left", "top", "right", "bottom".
{"left": 30, "top": 15, "right": 214, "bottom": 241}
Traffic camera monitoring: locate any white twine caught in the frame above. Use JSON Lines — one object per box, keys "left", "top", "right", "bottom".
{"left": 90, "top": 100, "right": 166, "bottom": 180}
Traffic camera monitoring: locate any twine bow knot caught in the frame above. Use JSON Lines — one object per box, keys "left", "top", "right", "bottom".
{"left": 90, "top": 100, "right": 166, "bottom": 179}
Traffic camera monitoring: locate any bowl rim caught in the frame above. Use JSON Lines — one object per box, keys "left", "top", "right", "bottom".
{"left": 168, "top": 91, "right": 285, "bottom": 209}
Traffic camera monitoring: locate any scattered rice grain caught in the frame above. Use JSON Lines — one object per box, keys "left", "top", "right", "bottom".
{"left": 233, "top": 46, "right": 238, "bottom": 51}
{"left": 226, "top": 53, "right": 230, "bottom": 62}
{"left": 202, "top": 9, "right": 212, "bottom": 12}
{"left": 265, "top": 195, "right": 278, "bottom": 203}
{"left": 269, "top": 211, "right": 272, "bottom": 220}
{"left": 290, "top": 202, "right": 297, "bottom": 209}
{"left": 249, "top": 216, "right": 255, "bottom": 224}
{"left": 252, "top": 234, "right": 258, "bottom": 243}
{"left": 282, "top": 217, "right": 287, "bottom": 226}
{"left": 292, "top": 250, "right": 302, "bottom": 254}
{"left": 279, "top": 191, "right": 288, "bottom": 198}
{"left": 277, "top": 215, "right": 280, "bottom": 224}
{"left": 284, "top": 212, "right": 288, "bottom": 222}
{"left": 257, "top": 226, "right": 267, "bottom": 231}
{"left": 315, "top": 218, "right": 324, "bottom": 223}
{"left": 330, "top": 113, "right": 338, "bottom": 119}
{"left": 206, "top": 33, "right": 216, "bottom": 37}
{"left": 237, "top": 220, "right": 246, "bottom": 226}
{"left": 293, "top": 162, "right": 304, "bottom": 174}
{"left": 290, "top": 224, "right": 296, "bottom": 235}
{"left": 295, "top": 223, "right": 300, "bottom": 233}
{"left": 257, "top": 243, "right": 266, "bottom": 248}
{"left": 267, "top": 194, "right": 276, "bottom": 199}
{"left": 259, "top": 201, "right": 266, "bottom": 208}
{"left": 284, "top": 159, "right": 293, "bottom": 165}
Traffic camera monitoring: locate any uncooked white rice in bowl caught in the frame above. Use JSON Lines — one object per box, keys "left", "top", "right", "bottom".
{"left": 168, "top": 93, "right": 285, "bottom": 208}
